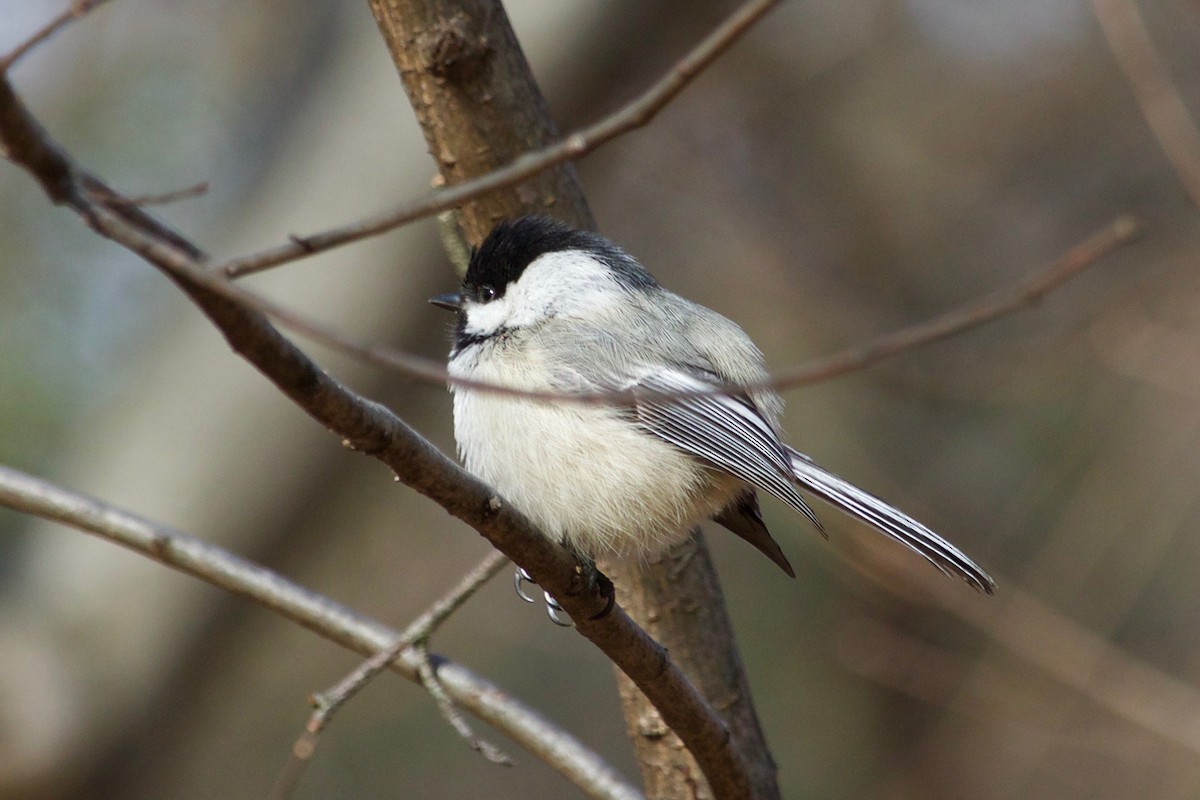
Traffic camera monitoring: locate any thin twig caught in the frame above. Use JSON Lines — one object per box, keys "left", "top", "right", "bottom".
{"left": 416, "top": 643, "right": 514, "bottom": 765}
{"left": 271, "top": 551, "right": 509, "bottom": 799}
{"left": 1091, "top": 0, "right": 1200, "bottom": 209}
{"left": 770, "top": 215, "right": 1141, "bottom": 390}
{"left": 0, "top": 465, "right": 642, "bottom": 800}
{"left": 317, "top": 550, "right": 508, "bottom": 722}
{"left": 105, "top": 181, "right": 210, "bottom": 207}
{"left": 217, "top": 0, "right": 782, "bottom": 278}
{"left": 853, "top": 549, "right": 1200, "bottom": 758}
{"left": 0, "top": 0, "right": 111, "bottom": 73}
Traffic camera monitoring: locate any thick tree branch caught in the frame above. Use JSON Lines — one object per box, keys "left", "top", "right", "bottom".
{"left": 0, "top": 69, "right": 747, "bottom": 798}
{"left": 0, "top": 465, "right": 641, "bottom": 800}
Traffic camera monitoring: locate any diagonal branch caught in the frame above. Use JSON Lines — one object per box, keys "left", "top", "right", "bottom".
{"left": 0, "top": 71, "right": 747, "bottom": 799}
{"left": 770, "top": 215, "right": 1140, "bottom": 390}
{"left": 0, "top": 0, "right": 112, "bottom": 73}
{"left": 271, "top": 550, "right": 511, "bottom": 800}
{"left": 0, "top": 465, "right": 640, "bottom": 800}
{"left": 1091, "top": 0, "right": 1200, "bottom": 210}
{"left": 216, "top": 0, "right": 781, "bottom": 278}
{"left": 849, "top": 549, "right": 1200, "bottom": 759}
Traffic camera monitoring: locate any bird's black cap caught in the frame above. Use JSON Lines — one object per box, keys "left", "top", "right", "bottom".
{"left": 464, "top": 216, "right": 658, "bottom": 301}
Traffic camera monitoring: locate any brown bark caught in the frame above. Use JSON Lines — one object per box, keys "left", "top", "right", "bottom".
{"left": 367, "top": 0, "right": 591, "bottom": 240}
{"left": 606, "top": 535, "right": 781, "bottom": 800}
{"left": 365, "top": 2, "right": 781, "bottom": 797}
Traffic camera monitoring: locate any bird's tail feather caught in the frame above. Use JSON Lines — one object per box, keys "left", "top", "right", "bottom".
{"left": 785, "top": 447, "right": 995, "bottom": 594}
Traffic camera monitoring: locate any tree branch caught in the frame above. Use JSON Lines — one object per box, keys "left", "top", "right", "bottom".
{"left": 415, "top": 642, "right": 514, "bottom": 765}
{"left": 0, "top": 0, "right": 112, "bottom": 73}
{"left": 1091, "top": 0, "right": 1200, "bottom": 209}
{"left": 100, "top": 180, "right": 210, "bottom": 207}
{"left": 771, "top": 215, "right": 1141, "bottom": 390}
{"left": 850, "top": 549, "right": 1200, "bottom": 759}
{"left": 0, "top": 465, "right": 642, "bottom": 800}
{"left": 216, "top": 0, "right": 781, "bottom": 278}
{"left": 272, "top": 551, "right": 511, "bottom": 800}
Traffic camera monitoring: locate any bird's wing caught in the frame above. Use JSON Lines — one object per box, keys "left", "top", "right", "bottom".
{"left": 631, "top": 368, "right": 822, "bottom": 532}
{"left": 785, "top": 447, "right": 996, "bottom": 594}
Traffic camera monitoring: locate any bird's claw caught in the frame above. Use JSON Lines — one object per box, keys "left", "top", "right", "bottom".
{"left": 513, "top": 567, "right": 574, "bottom": 627}
{"left": 543, "top": 592, "right": 572, "bottom": 627}
{"left": 514, "top": 566, "right": 537, "bottom": 603}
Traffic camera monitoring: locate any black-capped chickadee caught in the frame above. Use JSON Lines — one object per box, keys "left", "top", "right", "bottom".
{"left": 432, "top": 216, "right": 994, "bottom": 599}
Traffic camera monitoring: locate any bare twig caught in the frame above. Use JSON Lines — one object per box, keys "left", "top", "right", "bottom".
{"left": 1091, "top": 0, "right": 1200, "bottom": 208}
{"left": 0, "top": 0, "right": 111, "bottom": 72}
{"left": 317, "top": 550, "right": 508, "bottom": 722}
{"left": 217, "top": 0, "right": 782, "bottom": 279}
{"left": 0, "top": 465, "right": 642, "bottom": 800}
{"left": 851, "top": 549, "right": 1200, "bottom": 758}
{"left": 104, "top": 181, "right": 210, "bottom": 207}
{"left": 272, "top": 551, "right": 509, "bottom": 800}
{"left": 770, "top": 215, "right": 1141, "bottom": 390}
{"left": 416, "top": 643, "right": 514, "bottom": 765}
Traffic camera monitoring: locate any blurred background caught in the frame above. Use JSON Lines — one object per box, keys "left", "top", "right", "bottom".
{"left": 2, "top": 0, "right": 1199, "bottom": 797}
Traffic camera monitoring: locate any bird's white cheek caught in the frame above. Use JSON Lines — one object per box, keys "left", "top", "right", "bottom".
{"left": 461, "top": 298, "right": 510, "bottom": 338}
{"left": 461, "top": 295, "right": 544, "bottom": 339}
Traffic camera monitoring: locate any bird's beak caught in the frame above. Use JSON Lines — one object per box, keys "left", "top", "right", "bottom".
{"left": 429, "top": 292, "right": 464, "bottom": 312}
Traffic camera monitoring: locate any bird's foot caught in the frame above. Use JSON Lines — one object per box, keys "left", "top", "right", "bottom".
{"left": 579, "top": 562, "right": 615, "bottom": 621}
{"left": 514, "top": 567, "right": 573, "bottom": 627}
{"left": 513, "top": 561, "right": 616, "bottom": 625}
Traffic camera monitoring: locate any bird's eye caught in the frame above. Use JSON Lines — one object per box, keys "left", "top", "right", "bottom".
{"left": 479, "top": 285, "right": 497, "bottom": 302}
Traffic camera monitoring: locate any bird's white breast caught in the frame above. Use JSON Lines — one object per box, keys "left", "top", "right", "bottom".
{"left": 449, "top": 345, "right": 739, "bottom": 559}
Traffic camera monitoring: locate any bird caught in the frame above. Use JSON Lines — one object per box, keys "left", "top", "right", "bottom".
{"left": 431, "top": 215, "right": 995, "bottom": 610}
